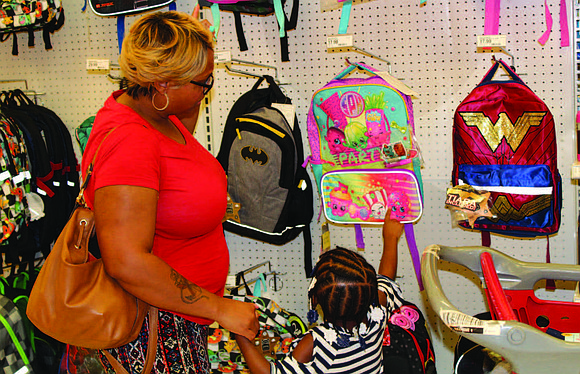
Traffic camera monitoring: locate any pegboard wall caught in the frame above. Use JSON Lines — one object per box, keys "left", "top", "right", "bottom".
{"left": 1, "top": 0, "right": 575, "bottom": 372}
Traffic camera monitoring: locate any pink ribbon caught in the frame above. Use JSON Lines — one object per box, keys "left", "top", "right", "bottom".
{"left": 484, "top": 0, "right": 501, "bottom": 35}
{"left": 560, "top": 0, "right": 569, "bottom": 47}
{"left": 538, "top": 0, "right": 552, "bottom": 46}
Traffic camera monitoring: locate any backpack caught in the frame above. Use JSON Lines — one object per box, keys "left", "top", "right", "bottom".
{"left": 216, "top": 75, "right": 314, "bottom": 274}
{"left": 383, "top": 302, "right": 437, "bottom": 374}
{"left": 198, "top": 0, "right": 299, "bottom": 62}
{"left": 0, "top": 112, "right": 32, "bottom": 249}
{"left": 0, "top": 270, "right": 65, "bottom": 374}
{"left": 1, "top": 90, "right": 80, "bottom": 259}
{"left": 208, "top": 295, "right": 307, "bottom": 373}
{"left": 89, "top": 0, "right": 176, "bottom": 53}
{"left": 0, "top": 0, "right": 64, "bottom": 56}
{"left": 75, "top": 116, "right": 95, "bottom": 155}
{"left": 0, "top": 294, "right": 34, "bottom": 374}
{"left": 452, "top": 59, "right": 561, "bottom": 237}
{"left": 306, "top": 61, "right": 425, "bottom": 288}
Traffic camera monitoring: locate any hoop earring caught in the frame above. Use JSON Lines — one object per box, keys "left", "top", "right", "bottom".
{"left": 152, "top": 92, "right": 169, "bottom": 111}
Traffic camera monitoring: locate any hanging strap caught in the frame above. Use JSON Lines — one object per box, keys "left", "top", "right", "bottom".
{"left": 103, "top": 307, "right": 159, "bottom": 374}
{"left": 303, "top": 223, "right": 313, "bottom": 277}
{"left": 233, "top": 12, "right": 248, "bottom": 51}
{"left": 481, "top": 231, "right": 491, "bottom": 247}
{"left": 208, "top": 3, "right": 221, "bottom": 38}
{"left": 538, "top": 0, "right": 552, "bottom": 46}
{"left": 484, "top": 0, "right": 501, "bottom": 35}
{"left": 479, "top": 58, "right": 523, "bottom": 85}
{"left": 355, "top": 224, "right": 365, "bottom": 251}
{"left": 545, "top": 236, "right": 556, "bottom": 290}
{"left": 333, "top": 61, "right": 378, "bottom": 80}
{"left": 273, "top": 0, "right": 285, "bottom": 38}
{"left": 404, "top": 223, "right": 423, "bottom": 291}
{"left": 559, "top": 0, "right": 569, "bottom": 47}
{"left": 117, "top": 2, "right": 176, "bottom": 54}
{"left": 338, "top": 0, "right": 352, "bottom": 35}
{"left": 253, "top": 273, "right": 267, "bottom": 297}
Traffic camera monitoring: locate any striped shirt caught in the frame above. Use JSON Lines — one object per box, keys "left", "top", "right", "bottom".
{"left": 271, "top": 275, "right": 404, "bottom": 374}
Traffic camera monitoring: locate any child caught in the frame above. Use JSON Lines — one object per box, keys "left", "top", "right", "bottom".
{"left": 235, "top": 218, "right": 407, "bottom": 374}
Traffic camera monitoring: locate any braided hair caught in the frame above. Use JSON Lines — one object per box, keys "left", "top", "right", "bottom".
{"left": 309, "top": 247, "right": 378, "bottom": 328}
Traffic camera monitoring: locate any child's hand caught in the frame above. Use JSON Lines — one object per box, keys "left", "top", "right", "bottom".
{"left": 383, "top": 216, "right": 404, "bottom": 242}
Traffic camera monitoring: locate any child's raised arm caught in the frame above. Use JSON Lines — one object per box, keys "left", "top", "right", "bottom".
{"left": 378, "top": 217, "right": 404, "bottom": 280}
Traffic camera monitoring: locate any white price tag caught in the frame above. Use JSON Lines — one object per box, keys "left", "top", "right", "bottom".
{"left": 476, "top": 35, "right": 507, "bottom": 48}
{"left": 271, "top": 103, "right": 296, "bottom": 130}
{"left": 327, "top": 34, "right": 354, "bottom": 49}
{"left": 86, "top": 59, "right": 110, "bottom": 71}
{"left": 214, "top": 50, "right": 232, "bottom": 64}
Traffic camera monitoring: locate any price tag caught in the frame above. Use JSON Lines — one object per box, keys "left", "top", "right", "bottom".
{"left": 476, "top": 35, "right": 507, "bottom": 48}
{"left": 214, "top": 50, "right": 232, "bottom": 64}
{"left": 326, "top": 34, "right": 354, "bottom": 49}
{"left": 86, "top": 59, "right": 110, "bottom": 71}
{"left": 271, "top": 103, "right": 295, "bottom": 129}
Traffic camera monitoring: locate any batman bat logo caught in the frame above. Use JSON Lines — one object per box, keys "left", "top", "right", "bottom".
{"left": 240, "top": 145, "right": 269, "bottom": 165}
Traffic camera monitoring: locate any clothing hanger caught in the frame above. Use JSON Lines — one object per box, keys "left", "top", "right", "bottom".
{"left": 0, "top": 80, "right": 45, "bottom": 104}
{"left": 222, "top": 57, "right": 288, "bottom": 85}
{"left": 227, "top": 270, "right": 286, "bottom": 294}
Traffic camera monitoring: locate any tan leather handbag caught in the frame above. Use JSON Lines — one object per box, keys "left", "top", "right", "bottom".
{"left": 26, "top": 128, "right": 158, "bottom": 374}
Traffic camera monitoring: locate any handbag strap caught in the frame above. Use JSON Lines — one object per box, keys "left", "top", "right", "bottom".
{"left": 103, "top": 306, "right": 159, "bottom": 374}
{"left": 76, "top": 127, "right": 118, "bottom": 207}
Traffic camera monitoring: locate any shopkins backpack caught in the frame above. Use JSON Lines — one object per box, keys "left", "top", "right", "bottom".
{"left": 452, "top": 58, "right": 561, "bottom": 238}
{"left": 306, "top": 61, "right": 425, "bottom": 288}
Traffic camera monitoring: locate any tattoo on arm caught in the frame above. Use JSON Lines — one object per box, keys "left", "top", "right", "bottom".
{"left": 170, "top": 270, "right": 208, "bottom": 304}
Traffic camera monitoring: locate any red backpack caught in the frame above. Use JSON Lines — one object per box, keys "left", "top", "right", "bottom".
{"left": 452, "top": 59, "right": 561, "bottom": 237}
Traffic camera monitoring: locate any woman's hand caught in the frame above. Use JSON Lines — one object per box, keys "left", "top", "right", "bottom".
{"left": 215, "top": 297, "right": 260, "bottom": 341}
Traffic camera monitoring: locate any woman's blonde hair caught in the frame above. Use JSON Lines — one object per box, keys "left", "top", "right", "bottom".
{"left": 119, "top": 11, "right": 214, "bottom": 98}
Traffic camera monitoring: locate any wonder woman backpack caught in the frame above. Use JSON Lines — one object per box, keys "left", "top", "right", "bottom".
{"left": 306, "top": 61, "right": 425, "bottom": 288}
{"left": 452, "top": 59, "right": 561, "bottom": 237}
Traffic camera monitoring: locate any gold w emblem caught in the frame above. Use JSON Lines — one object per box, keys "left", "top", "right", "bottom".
{"left": 489, "top": 195, "right": 551, "bottom": 223}
{"left": 460, "top": 112, "right": 546, "bottom": 152}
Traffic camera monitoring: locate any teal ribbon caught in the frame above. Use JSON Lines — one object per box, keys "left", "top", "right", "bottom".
{"left": 338, "top": 0, "right": 352, "bottom": 35}
{"left": 273, "top": 0, "right": 286, "bottom": 38}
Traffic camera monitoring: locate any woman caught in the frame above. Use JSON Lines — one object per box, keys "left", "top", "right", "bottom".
{"left": 80, "top": 8, "right": 260, "bottom": 373}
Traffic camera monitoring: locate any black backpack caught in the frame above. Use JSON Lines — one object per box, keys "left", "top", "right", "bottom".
{"left": 0, "top": 0, "right": 64, "bottom": 56}
{"left": 383, "top": 302, "right": 437, "bottom": 374}
{"left": 216, "top": 76, "right": 314, "bottom": 275}
{"left": 198, "top": 0, "right": 299, "bottom": 62}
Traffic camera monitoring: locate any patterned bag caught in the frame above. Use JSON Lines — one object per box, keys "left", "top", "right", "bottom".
{"left": 0, "top": 294, "right": 34, "bottom": 374}
{"left": 208, "top": 296, "right": 306, "bottom": 373}
{"left": 383, "top": 302, "right": 437, "bottom": 374}
{"left": 0, "top": 0, "right": 64, "bottom": 55}
{"left": 0, "top": 113, "right": 32, "bottom": 246}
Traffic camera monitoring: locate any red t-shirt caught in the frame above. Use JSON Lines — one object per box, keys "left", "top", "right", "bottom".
{"left": 82, "top": 90, "right": 229, "bottom": 325}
